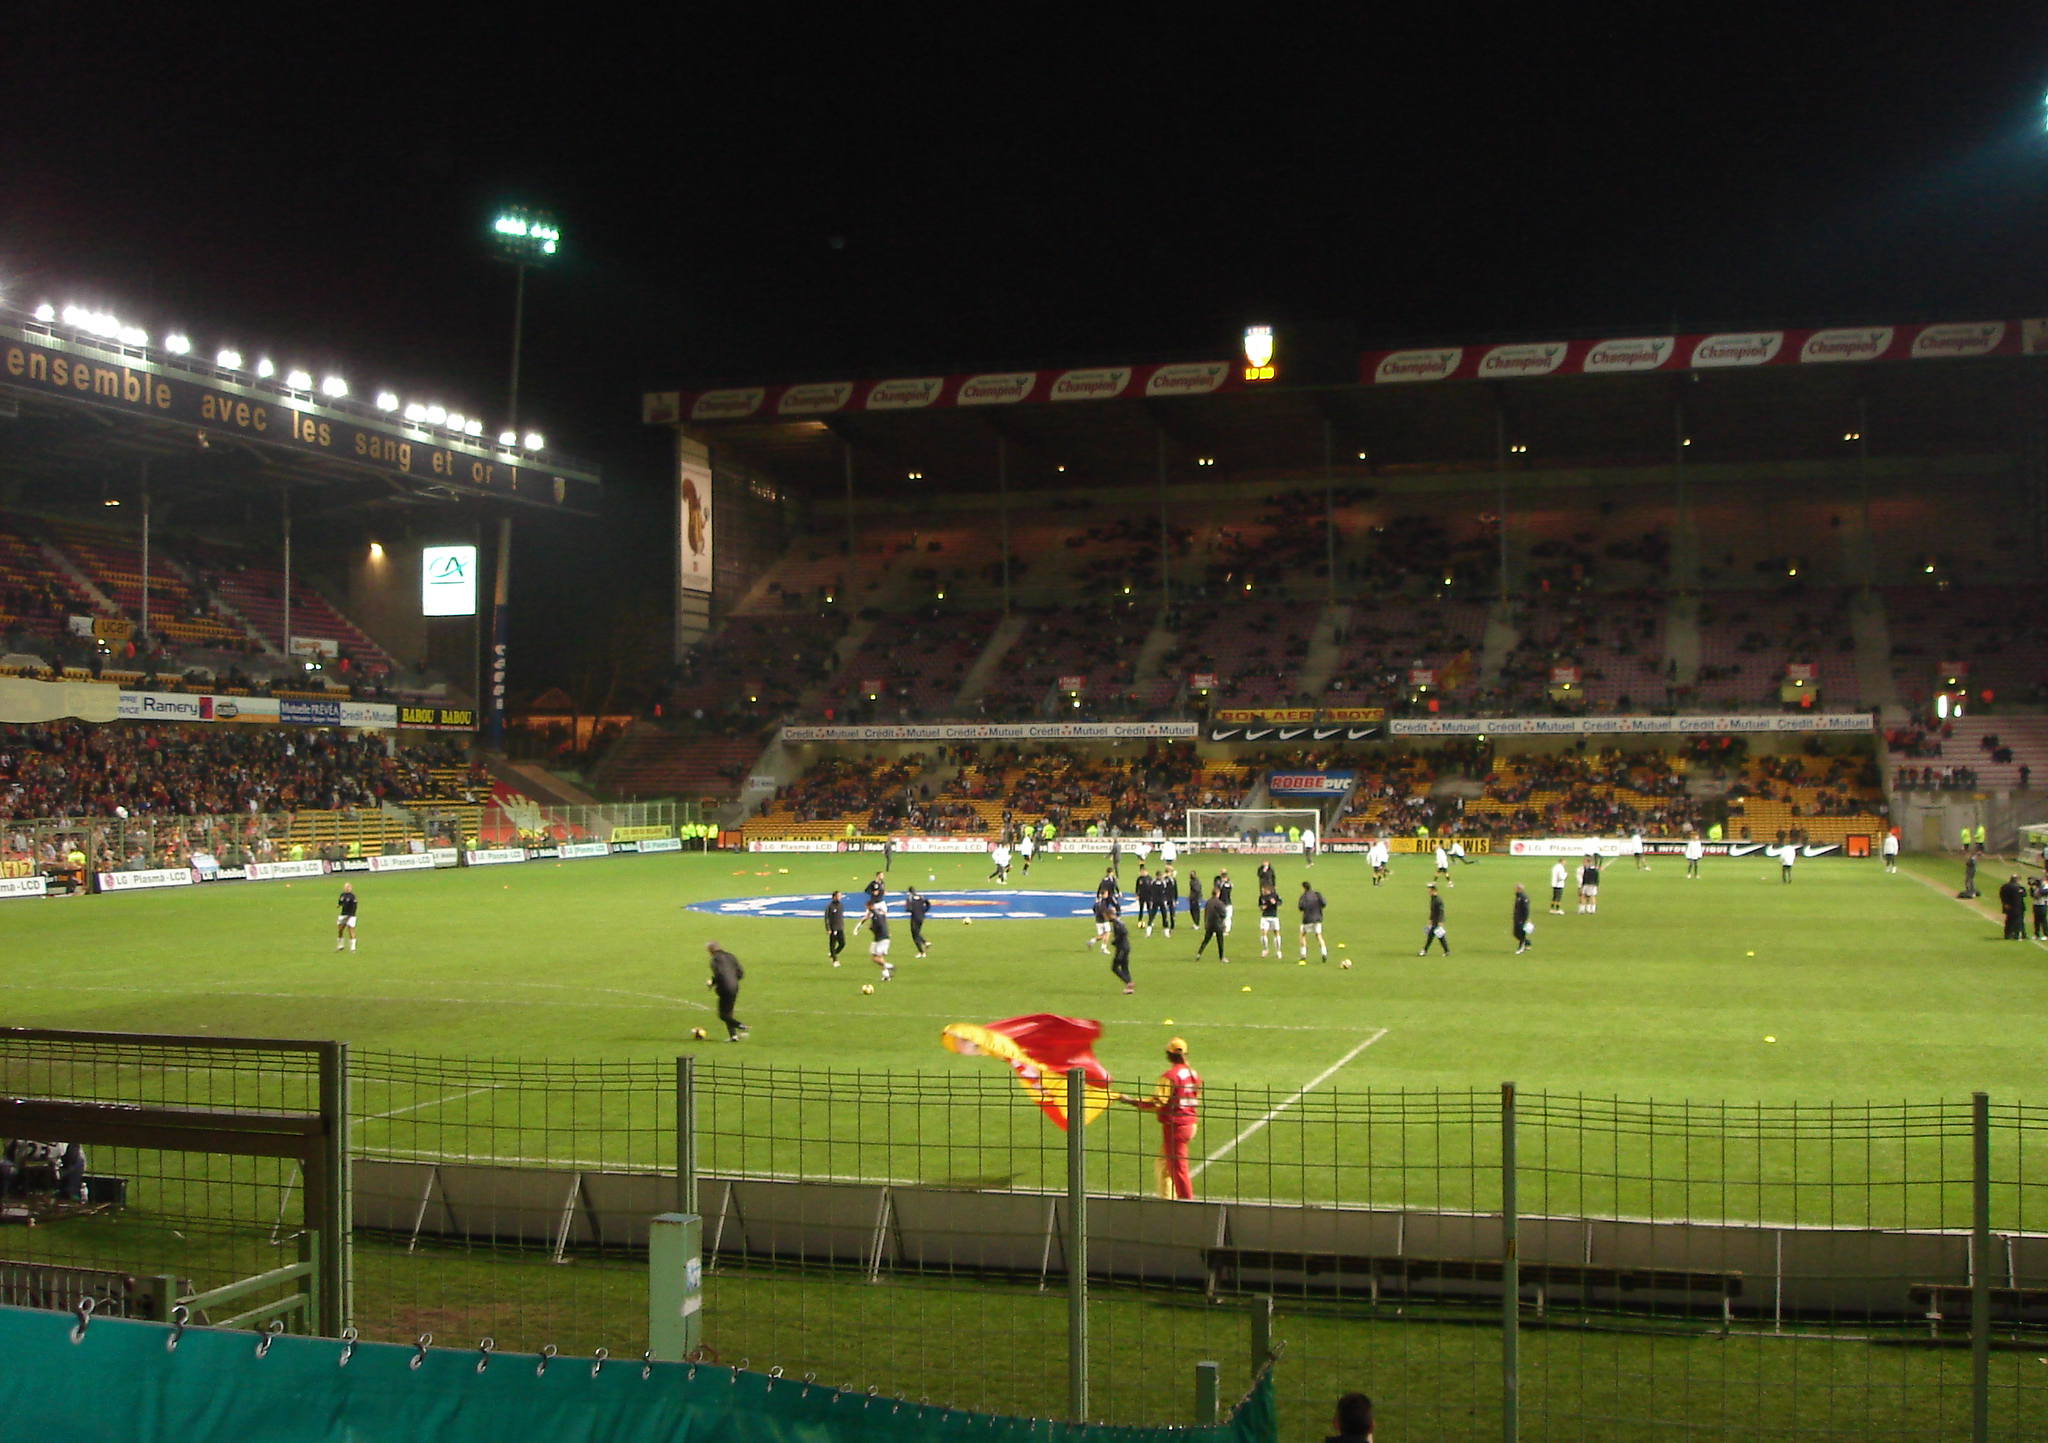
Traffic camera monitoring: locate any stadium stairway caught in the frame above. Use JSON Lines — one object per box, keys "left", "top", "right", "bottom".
{"left": 1294, "top": 604, "right": 1346, "bottom": 696}
{"left": 1664, "top": 594, "right": 1701, "bottom": 689}
{"left": 1476, "top": 599, "right": 1518, "bottom": 693}
{"left": 952, "top": 612, "right": 1030, "bottom": 709}
{"left": 31, "top": 531, "right": 117, "bottom": 618}
{"left": 1849, "top": 588, "right": 1899, "bottom": 709}
{"left": 482, "top": 757, "right": 606, "bottom": 810}
{"left": 1129, "top": 620, "right": 1181, "bottom": 690}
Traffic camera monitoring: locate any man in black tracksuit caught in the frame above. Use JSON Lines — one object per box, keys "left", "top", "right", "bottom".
{"left": 1256, "top": 860, "right": 1278, "bottom": 895}
{"left": 1419, "top": 885, "right": 1449, "bottom": 956}
{"left": 1158, "top": 867, "right": 1177, "bottom": 934}
{"left": 1512, "top": 883, "right": 1532, "bottom": 955}
{"left": 824, "top": 890, "right": 846, "bottom": 965}
{"left": 1999, "top": 875, "right": 2026, "bottom": 940}
{"left": 1134, "top": 867, "right": 1153, "bottom": 933}
{"left": 2032, "top": 877, "right": 2048, "bottom": 941}
{"left": 706, "top": 941, "right": 747, "bottom": 1040}
{"left": 905, "top": 886, "right": 932, "bottom": 956}
{"left": 1195, "top": 894, "right": 1229, "bottom": 962}
{"left": 864, "top": 872, "right": 887, "bottom": 907}
{"left": 1213, "top": 870, "right": 1235, "bottom": 934}
{"left": 1109, "top": 910, "right": 1133, "bottom": 993}
{"left": 1186, "top": 870, "right": 1204, "bottom": 927}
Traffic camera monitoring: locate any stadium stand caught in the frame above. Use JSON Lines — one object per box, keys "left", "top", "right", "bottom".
{"left": 671, "top": 613, "right": 846, "bottom": 723}
{"left": 1692, "top": 587, "right": 1858, "bottom": 710}
{"left": 819, "top": 607, "right": 1000, "bottom": 719}
{"left": 593, "top": 730, "right": 762, "bottom": 802}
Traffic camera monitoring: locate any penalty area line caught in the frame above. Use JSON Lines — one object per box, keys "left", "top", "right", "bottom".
{"left": 1190, "top": 1028, "right": 1389, "bottom": 1178}
{"left": 354, "top": 1084, "right": 501, "bottom": 1124}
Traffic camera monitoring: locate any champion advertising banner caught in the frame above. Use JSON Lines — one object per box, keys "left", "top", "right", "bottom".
{"left": 1361, "top": 320, "right": 2036, "bottom": 385}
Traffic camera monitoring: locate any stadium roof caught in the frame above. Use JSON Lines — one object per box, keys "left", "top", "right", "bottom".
{"left": 644, "top": 318, "right": 2048, "bottom": 500}
{"left": 0, "top": 305, "right": 602, "bottom": 523}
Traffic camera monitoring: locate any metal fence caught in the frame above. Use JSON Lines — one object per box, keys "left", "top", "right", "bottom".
{"left": 2, "top": 1037, "right": 2043, "bottom": 1439}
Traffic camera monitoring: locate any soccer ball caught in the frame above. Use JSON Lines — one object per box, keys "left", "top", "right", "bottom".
{"left": 1523, "top": 922, "right": 1534, "bottom": 937}
{"left": 963, "top": 917, "right": 973, "bottom": 926}
{"left": 861, "top": 984, "right": 874, "bottom": 994}
{"left": 1339, "top": 959, "right": 1352, "bottom": 970}
{"left": 690, "top": 1028, "right": 707, "bottom": 1041}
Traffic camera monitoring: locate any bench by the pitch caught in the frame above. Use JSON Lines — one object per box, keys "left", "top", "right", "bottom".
{"left": 1204, "top": 1246, "right": 1743, "bottom": 1326}
{"left": 1907, "top": 1282, "right": 2048, "bottom": 1336}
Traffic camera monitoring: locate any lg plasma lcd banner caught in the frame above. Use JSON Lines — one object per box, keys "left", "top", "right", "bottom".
{"left": 677, "top": 435, "right": 713, "bottom": 593}
{"left": 421, "top": 544, "right": 478, "bottom": 617}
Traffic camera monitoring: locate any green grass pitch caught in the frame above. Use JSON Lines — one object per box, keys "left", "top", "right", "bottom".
{"left": 2, "top": 847, "right": 2040, "bottom": 1102}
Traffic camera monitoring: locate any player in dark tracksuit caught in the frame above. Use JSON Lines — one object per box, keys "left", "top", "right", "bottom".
{"left": 706, "top": 942, "right": 747, "bottom": 1040}
{"left": 1419, "top": 885, "right": 1449, "bottom": 955}
{"left": 1195, "top": 895, "right": 1229, "bottom": 962}
{"left": 1109, "top": 911, "right": 1134, "bottom": 993}
{"left": 1512, "top": 883, "right": 1532, "bottom": 954}
{"left": 905, "top": 886, "right": 932, "bottom": 956}
{"left": 2032, "top": 877, "right": 2048, "bottom": 941}
{"left": 1158, "top": 867, "right": 1177, "bottom": 934}
{"left": 1185, "top": 871, "right": 1204, "bottom": 926}
{"left": 824, "top": 891, "right": 847, "bottom": 965}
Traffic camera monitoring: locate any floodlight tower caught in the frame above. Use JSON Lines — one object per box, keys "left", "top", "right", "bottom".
{"left": 488, "top": 206, "right": 560, "bottom": 435}
{"left": 482, "top": 207, "right": 560, "bottom": 751}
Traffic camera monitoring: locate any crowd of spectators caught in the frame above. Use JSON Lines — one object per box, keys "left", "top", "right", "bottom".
{"left": 0, "top": 722, "right": 474, "bottom": 820}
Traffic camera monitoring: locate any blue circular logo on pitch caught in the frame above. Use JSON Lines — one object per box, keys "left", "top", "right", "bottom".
{"left": 686, "top": 889, "right": 1126, "bottom": 921}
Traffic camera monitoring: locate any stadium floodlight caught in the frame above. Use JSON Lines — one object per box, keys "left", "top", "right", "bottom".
{"left": 374, "top": 391, "right": 398, "bottom": 411}
{"left": 464, "top": 418, "right": 483, "bottom": 436}
{"left": 32, "top": 303, "right": 54, "bottom": 322}
{"left": 498, "top": 430, "right": 517, "bottom": 446}
{"left": 522, "top": 431, "right": 544, "bottom": 450}
{"left": 217, "top": 348, "right": 242, "bottom": 370}
{"left": 425, "top": 404, "right": 447, "bottom": 425}
{"left": 491, "top": 208, "right": 562, "bottom": 263}
{"left": 164, "top": 333, "right": 191, "bottom": 355}
{"left": 256, "top": 358, "right": 275, "bottom": 378}
{"left": 285, "top": 368, "right": 312, "bottom": 391}
{"left": 320, "top": 375, "right": 348, "bottom": 398}
{"left": 119, "top": 325, "right": 148, "bottom": 346}
{"left": 447, "top": 411, "right": 467, "bottom": 432}
{"left": 403, "top": 403, "right": 427, "bottom": 422}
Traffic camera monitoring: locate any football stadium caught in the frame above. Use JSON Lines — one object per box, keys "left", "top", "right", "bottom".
{"left": 3, "top": 278, "right": 2046, "bottom": 1443}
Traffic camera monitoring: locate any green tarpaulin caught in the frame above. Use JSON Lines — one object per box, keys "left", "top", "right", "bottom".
{"left": 0, "top": 1306, "right": 1276, "bottom": 1443}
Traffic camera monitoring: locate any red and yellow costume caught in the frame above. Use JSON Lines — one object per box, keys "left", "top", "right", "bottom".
{"left": 1130, "top": 1043, "right": 1201, "bottom": 1199}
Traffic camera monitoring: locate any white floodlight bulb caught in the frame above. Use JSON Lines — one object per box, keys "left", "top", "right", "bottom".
{"left": 522, "top": 432, "right": 544, "bottom": 450}
{"left": 425, "top": 405, "right": 447, "bottom": 425}
{"left": 320, "top": 376, "right": 348, "bottom": 398}
{"left": 286, "top": 369, "right": 312, "bottom": 391}
{"left": 464, "top": 418, "right": 483, "bottom": 436}
{"left": 446, "top": 412, "right": 466, "bottom": 431}
{"left": 498, "top": 430, "right": 517, "bottom": 446}
{"left": 165, "top": 333, "right": 191, "bottom": 355}
{"left": 403, "top": 403, "right": 427, "bottom": 422}
{"left": 374, "top": 391, "right": 398, "bottom": 411}
{"left": 217, "top": 348, "right": 242, "bottom": 370}
{"left": 118, "top": 326, "right": 148, "bottom": 346}
{"left": 256, "top": 358, "right": 276, "bottom": 378}
{"left": 32, "top": 303, "right": 54, "bottom": 322}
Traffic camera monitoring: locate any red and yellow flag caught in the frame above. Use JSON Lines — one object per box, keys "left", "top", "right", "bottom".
{"left": 942, "top": 1014, "right": 1114, "bottom": 1130}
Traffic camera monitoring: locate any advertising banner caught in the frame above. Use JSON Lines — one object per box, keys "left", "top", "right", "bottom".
{"left": 1550, "top": 666, "right": 1581, "bottom": 686}
{"left": 747, "top": 839, "right": 843, "bottom": 853}
{"left": 0, "top": 322, "right": 598, "bottom": 508}
{"left": 678, "top": 436, "right": 713, "bottom": 594}
{"left": 1268, "top": 770, "right": 1356, "bottom": 795}
{"left": 633, "top": 836, "right": 683, "bottom": 854}
{"left": 1209, "top": 722, "right": 1382, "bottom": 742}
{"left": 1324, "top": 708, "right": 1387, "bottom": 723}
{"left": 1190, "top": 673, "right": 1218, "bottom": 690}
{"left": 69, "top": 615, "right": 133, "bottom": 642}
{"left": 464, "top": 847, "right": 527, "bottom": 867}
{"left": 421, "top": 545, "right": 478, "bottom": 617}
{"left": 893, "top": 836, "right": 991, "bottom": 853}
{"left": 557, "top": 842, "right": 610, "bottom": 860}
{"left": 781, "top": 721, "right": 1199, "bottom": 743}
{"left": 1389, "top": 713, "right": 1874, "bottom": 737}
{"left": 611, "top": 825, "right": 676, "bottom": 843}
{"left": 366, "top": 852, "right": 436, "bottom": 873}
{"left": 396, "top": 704, "right": 477, "bottom": 731}
{"left": 0, "top": 876, "right": 49, "bottom": 900}
{"left": 289, "top": 636, "right": 341, "bottom": 658}
{"left": 1785, "top": 663, "right": 1817, "bottom": 682}
{"left": 96, "top": 867, "right": 194, "bottom": 892}
{"left": 247, "top": 859, "right": 328, "bottom": 882}
{"left": 1214, "top": 708, "right": 1316, "bottom": 724}
{"left": 1360, "top": 319, "right": 2027, "bottom": 385}
{"left": 280, "top": 698, "right": 343, "bottom": 726}
{"left": 428, "top": 848, "right": 461, "bottom": 868}
{"left": 1057, "top": 675, "right": 1087, "bottom": 692}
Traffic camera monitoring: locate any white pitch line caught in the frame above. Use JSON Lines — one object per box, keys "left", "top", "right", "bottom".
{"left": 355, "top": 1084, "right": 500, "bottom": 1124}
{"left": 1191, "top": 1028, "right": 1389, "bottom": 1177}
{"left": 1901, "top": 865, "right": 2048, "bottom": 951}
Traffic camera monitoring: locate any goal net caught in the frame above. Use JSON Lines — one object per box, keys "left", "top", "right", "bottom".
{"left": 1183, "top": 808, "right": 1323, "bottom": 844}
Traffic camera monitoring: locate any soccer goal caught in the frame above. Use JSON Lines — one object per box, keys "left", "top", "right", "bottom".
{"left": 1183, "top": 807, "right": 1324, "bottom": 845}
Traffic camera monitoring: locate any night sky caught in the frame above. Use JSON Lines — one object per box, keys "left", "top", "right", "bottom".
{"left": 4, "top": 7, "right": 2047, "bottom": 685}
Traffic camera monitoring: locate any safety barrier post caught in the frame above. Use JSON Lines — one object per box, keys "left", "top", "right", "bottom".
{"left": 1250, "top": 1292, "right": 1273, "bottom": 1381}
{"left": 1502, "top": 1081, "right": 1519, "bottom": 1443}
{"left": 1194, "top": 1360, "right": 1220, "bottom": 1426}
{"left": 1066, "top": 1066, "right": 1088, "bottom": 1424}
{"left": 677, "top": 1056, "right": 697, "bottom": 1216}
{"left": 1972, "top": 1091, "right": 1989, "bottom": 1443}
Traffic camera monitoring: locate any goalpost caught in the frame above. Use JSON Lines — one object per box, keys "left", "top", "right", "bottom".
{"left": 1183, "top": 807, "right": 1324, "bottom": 845}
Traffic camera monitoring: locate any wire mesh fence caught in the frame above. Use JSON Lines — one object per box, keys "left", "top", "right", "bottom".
{"left": 3, "top": 1036, "right": 2044, "bottom": 1438}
